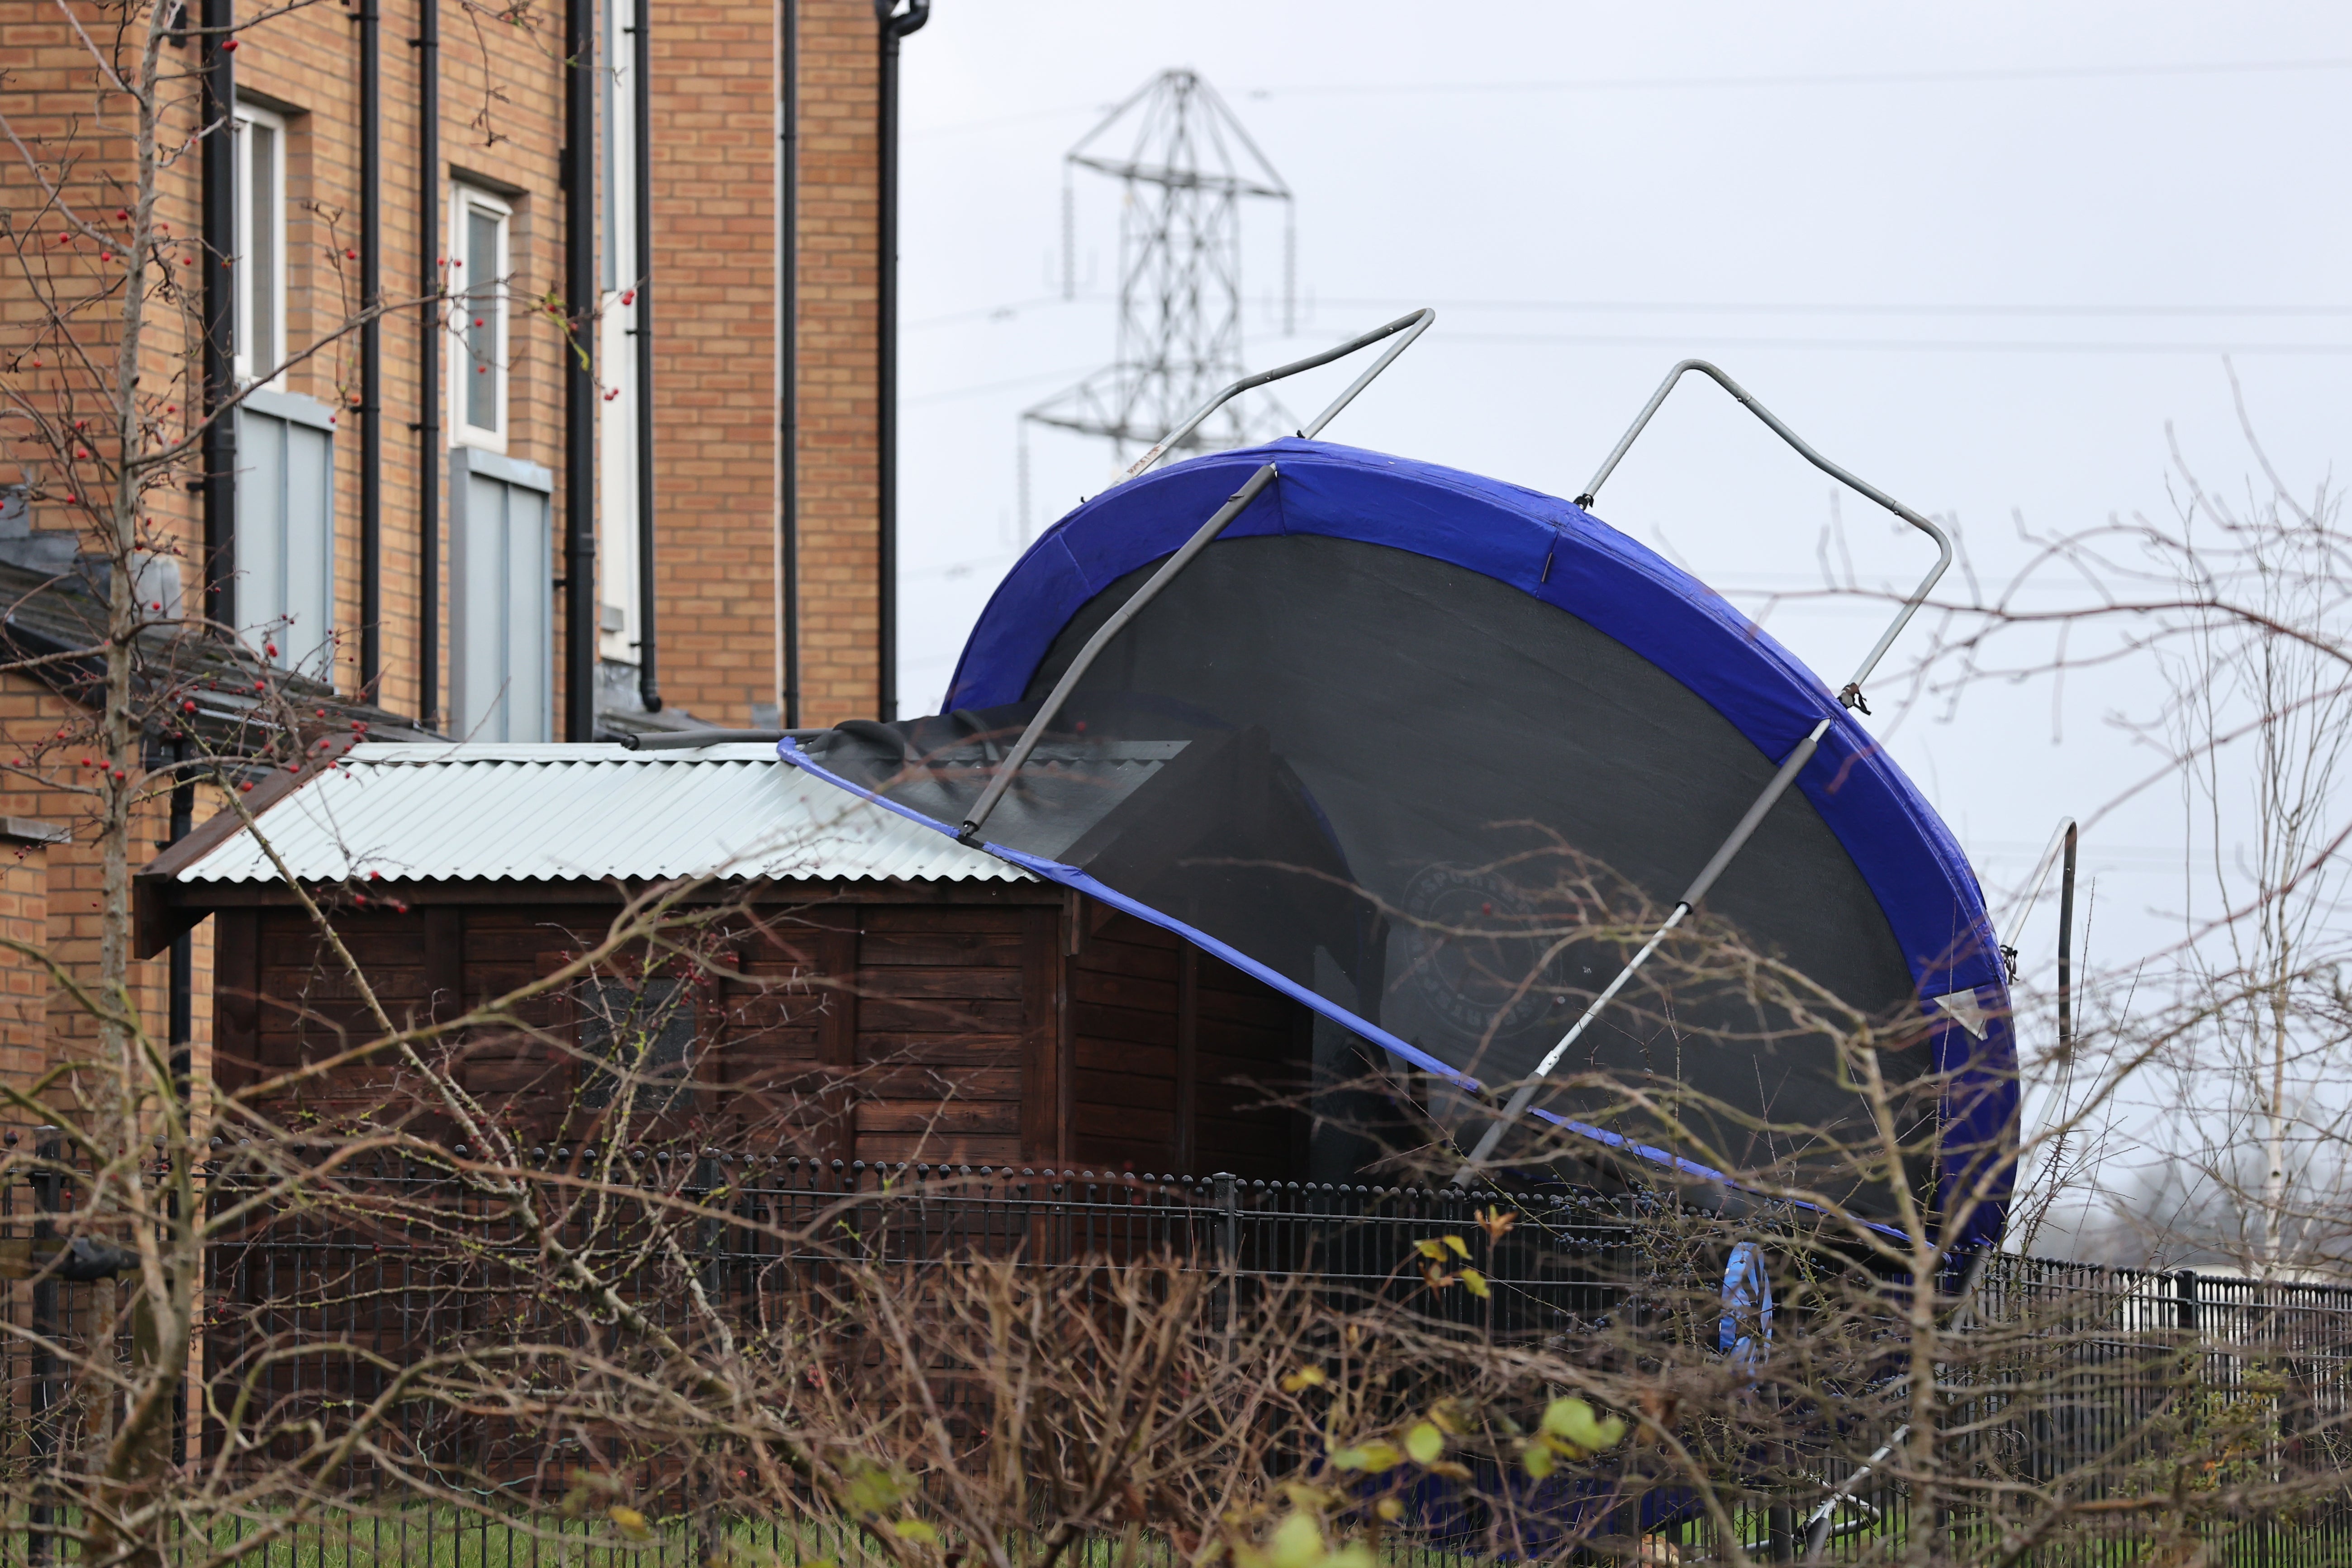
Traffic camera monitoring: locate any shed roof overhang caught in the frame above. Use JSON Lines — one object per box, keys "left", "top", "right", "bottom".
{"left": 134, "top": 742, "right": 1036, "bottom": 957}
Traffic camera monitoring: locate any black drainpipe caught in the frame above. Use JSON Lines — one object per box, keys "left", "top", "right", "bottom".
{"left": 167, "top": 743, "right": 193, "bottom": 1098}
{"left": 413, "top": 0, "right": 440, "bottom": 729}
{"left": 779, "top": 0, "right": 798, "bottom": 726}
{"left": 631, "top": 0, "right": 659, "bottom": 712}
{"left": 873, "top": 0, "right": 927, "bottom": 722}
{"left": 561, "top": 0, "right": 597, "bottom": 740}
{"left": 357, "top": 0, "right": 382, "bottom": 695}
{"left": 200, "top": 0, "right": 237, "bottom": 630}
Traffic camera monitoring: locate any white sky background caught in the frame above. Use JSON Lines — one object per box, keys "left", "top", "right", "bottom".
{"left": 893, "top": 2, "right": 2352, "bottom": 1206}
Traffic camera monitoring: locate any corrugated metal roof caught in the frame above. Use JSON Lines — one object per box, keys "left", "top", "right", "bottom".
{"left": 172, "top": 743, "right": 1032, "bottom": 885}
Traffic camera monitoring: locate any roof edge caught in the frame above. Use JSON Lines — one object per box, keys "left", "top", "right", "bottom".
{"left": 133, "top": 732, "right": 357, "bottom": 959}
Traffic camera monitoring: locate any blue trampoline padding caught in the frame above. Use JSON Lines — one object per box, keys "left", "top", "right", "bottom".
{"left": 932, "top": 437, "right": 2015, "bottom": 1247}
{"left": 780, "top": 736, "right": 1909, "bottom": 1243}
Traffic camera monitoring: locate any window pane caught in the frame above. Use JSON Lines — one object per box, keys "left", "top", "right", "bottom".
{"left": 248, "top": 123, "right": 277, "bottom": 374}
{"left": 465, "top": 207, "right": 499, "bottom": 432}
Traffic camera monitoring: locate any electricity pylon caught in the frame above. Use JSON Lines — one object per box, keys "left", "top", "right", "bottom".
{"left": 1022, "top": 69, "right": 1295, "bottom": 504}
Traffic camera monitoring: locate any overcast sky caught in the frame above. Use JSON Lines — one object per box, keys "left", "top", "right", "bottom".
{"left": 893, "top": 2, "right": 2352, "bottom": 1069}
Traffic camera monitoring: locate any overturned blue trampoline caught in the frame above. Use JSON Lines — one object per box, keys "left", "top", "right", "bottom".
{"left": 784, "top": 316, "right": 2018, "bottom": 1254}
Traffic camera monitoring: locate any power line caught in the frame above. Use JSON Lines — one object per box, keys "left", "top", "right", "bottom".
{"left": 904, "top": 364, "right": 1098, "bottom": 405}
{"left": 905, "top": 102, "right": 1104, "bottom": 139}
{"left": 1439, "top": 330, "right": 2352, "bottom": 356}
{"left": 1248, "top": 57, "right": 2352, "bottom": 99}
{"left": 1314, "top": 295, "right": 2352, "bottom": 321}
{"left": 907, "top": 291, "right": 2352, "bottom": 331}
{"left": 899, "top": 58, "right": 2352, "bottom": 134}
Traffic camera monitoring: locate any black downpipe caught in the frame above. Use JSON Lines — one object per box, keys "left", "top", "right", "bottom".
{"left": 413, "top": 0, "right": 440, "bottom": 729}
{"left": 199, "top": 0, "right": 237, "bottom": 630}
{"left": 167, "top": 746, "right": 193, "bottom": 1098}
{"left": 872, "top": 0, "right": 926, "bottom": 722}
{"left": 562, "top": 0, "right": 597, "bottom": 740}
{"left": 779, "top": 0, "right": 798, "bottom": 727}
{"left": 631, "top": 0, "right": 659, "bottom": 711}
{"left": 357, "top": 0, "right": 382, "bottom": 694}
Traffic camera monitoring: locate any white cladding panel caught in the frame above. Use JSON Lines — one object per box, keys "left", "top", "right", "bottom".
{"left": 173, "top": 744, "right": 1031, "bottom": 886}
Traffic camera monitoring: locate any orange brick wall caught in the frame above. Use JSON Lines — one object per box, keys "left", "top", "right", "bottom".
{"left": 0, "top": 679, "right": 212, "bottom": 1120}
{"left": 0, "top": 845, "right": 51, "bottom": 1098}
{"left": 790, "top": 0, "right": 881, "bottom": 726}
{"left": 1, "top": 0, "right": 888, "bottom": 1096}
{"left": 3, "top": 0, "right": 884, "bottom": 732}
{"left": 646, "top": 0, "right": 777, "bottom": 725}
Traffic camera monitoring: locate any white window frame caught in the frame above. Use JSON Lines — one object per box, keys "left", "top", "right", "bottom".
{"left": 448, "top": 184, "right": 513, "bottom": 451}
{"left": 232, "top": 104, "right": 288, "bottom": 388}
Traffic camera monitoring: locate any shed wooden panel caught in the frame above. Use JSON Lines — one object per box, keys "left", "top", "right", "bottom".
{"left": 197, "top": 882, "right": 1319, "bottom": 1183}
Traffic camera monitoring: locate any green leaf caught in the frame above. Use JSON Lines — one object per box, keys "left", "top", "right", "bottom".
{"left": 1459, "top": 1268, "right": 1490, "bottom": 1299}
{"left": 1441, "top": 1235, "right": 1470, "bottom": 1259}
{"left": 1404, "top": 1421, "right": 1444, "bottom": 1465}
{"left": 1268, "top": 1513, "right": 1324, "bottom": 1568}
{"left": 1523, "top": 1441, "right": 1556, "bottom": 1480}
{"left": 890, "top": 1520, "right": 937, "bottom": 1544}
{"left": 1542, "top": 1397, "right": 1626, "bottom": 1454}
{"left": 1413, "top": 1239, "right": 1446, "bottom": 1260}
{"left": 1281, "top": 1366, "right": 1327, "bottom": 1392}
{"left": 1331, "top": 1440, "right": 1401, "bottom": 1474}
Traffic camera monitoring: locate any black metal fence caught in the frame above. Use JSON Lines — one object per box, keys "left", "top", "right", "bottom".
{"left": 7, "top": 1150, "right": 2352, "bottom": 1567}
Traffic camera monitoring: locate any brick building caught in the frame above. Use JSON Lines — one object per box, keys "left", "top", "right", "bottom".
{"left": 0, "top": 0, "right": 905, "bottom": 1096}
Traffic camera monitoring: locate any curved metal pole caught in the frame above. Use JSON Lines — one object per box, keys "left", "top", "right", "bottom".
{"left": 1118, "top": 307, "right": 1435, "bottom": 482}
{"left": 1578, "top": 359, "right": 1953, "bottom": 714}
{"left": 957, "top": 311, "right": 1437, "bottom": 843}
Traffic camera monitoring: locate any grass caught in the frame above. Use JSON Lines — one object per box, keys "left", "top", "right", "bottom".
{"left": 4, "top": 1497, "right": 2350, "bottom": 1568}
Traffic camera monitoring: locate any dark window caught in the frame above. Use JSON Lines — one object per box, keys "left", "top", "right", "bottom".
{"left": 577, "top": 978, "right": 695, "bottom": 1112}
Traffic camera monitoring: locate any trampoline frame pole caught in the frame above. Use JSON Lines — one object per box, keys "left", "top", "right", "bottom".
{"left": 1575, "top": 359, "right": 1953, "bottom": 715}
{"left": 958, "top": 309, "right": 1437, "bottom": 843}
{"left": 1117, "top": 308, "right": 1435, "bottom": 482}
{"left": 1452, "top": 716, "right": 1835, "bottom": 1183}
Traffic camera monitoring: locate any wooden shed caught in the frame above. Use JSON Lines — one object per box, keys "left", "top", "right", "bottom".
{"left": 137, "top": 743, "right": 1344, "bottom": 1180}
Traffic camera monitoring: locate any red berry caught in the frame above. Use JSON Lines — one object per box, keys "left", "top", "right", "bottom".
{"left": 344, "top": 248, "right": 356, "bottom": 260}
{"left": 264, "top": 642, "right": 278, "bottom": 657}
{"left": 220, "top": 37, "right": 237, "bottom": 49}
{"left": 182, "top": 701, "right": 196, "bottom": 713}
